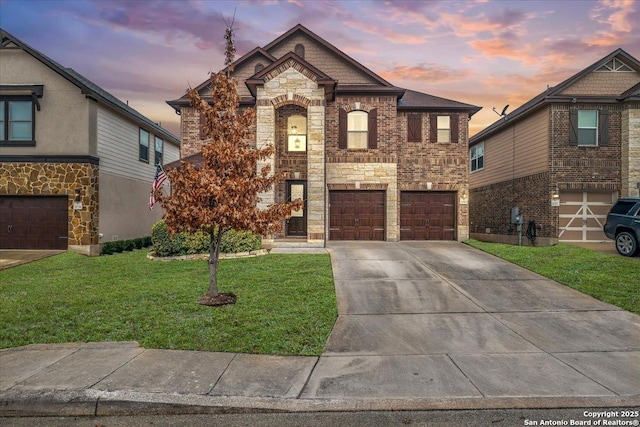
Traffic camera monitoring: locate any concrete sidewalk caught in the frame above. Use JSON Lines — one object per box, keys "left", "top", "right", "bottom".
{"left": 1, "top": 242, "right": 638, "bottom": 416}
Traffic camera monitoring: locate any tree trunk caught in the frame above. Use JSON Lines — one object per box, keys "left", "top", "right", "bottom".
{"left": 207, "top": 229, "right": 223, "bottom": 296}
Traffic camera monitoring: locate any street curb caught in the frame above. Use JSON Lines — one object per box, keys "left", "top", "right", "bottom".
{"left": 2, "top": 389, "right": 639, "bottom": 417}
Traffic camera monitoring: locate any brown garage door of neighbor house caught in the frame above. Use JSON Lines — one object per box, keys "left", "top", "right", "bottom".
{"left": 329, "top": 191, "right": 385, "bottom": 240}
{"left": 400, "top": 192, "right": 456, "bottom": 240}
{"left": 0, "top": 196, "right": 69, "bottom": 250}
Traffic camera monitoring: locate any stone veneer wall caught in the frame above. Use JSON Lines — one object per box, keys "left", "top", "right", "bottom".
{"left": 0, "top": 162, "right": 99, "bottom": 247}
{"left": 256, "top": 66, "right": 326, "bottom": 242}
{"left": 274, "top": 105, "right": 308, "bottom": 238}
{"left": 621, "top": 106, "right": 640, "bottom": 197}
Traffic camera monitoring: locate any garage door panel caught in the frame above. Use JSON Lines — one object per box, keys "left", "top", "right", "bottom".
{"left": 401, "top": 192, "right": 456, "bottom": 241}
{"left": 559, "top": 191, "right": 613, "bottom": 242}
{"left": 330, "top": 191, "right": 385, "bottom": 241}
{"left": 0, "top": 196, "right": 68, "bottom": 249}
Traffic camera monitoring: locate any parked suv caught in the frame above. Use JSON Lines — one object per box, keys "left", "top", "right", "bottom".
{"left": 603, "top": 197, "right": 640, "bottom": 257}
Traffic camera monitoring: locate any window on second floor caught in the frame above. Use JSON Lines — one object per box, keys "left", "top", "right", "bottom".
{"left": 1, "top": 98, "right": 35, "bottom": 146}
{"left": 437, "top": 115, "right": 450, "bottom": 143}
{"left": 287, "top": 115, "right": 307, "bottom": 152}
{"left": 294, "top": 43, "right": 305, "bottom": 59}
{"left": 338, "top": 108, "right": 377, "bottom": 150}
{"left": 578, "top": 110, "right": 598, "bottom": 146}
{"left": 429, "top": 113, "right": 458, "bottom": 143}
{"left": 347, "top": 110, "right": 368, "bottom": 149}
{"left": 139, "top": 128, "right": 149, "bottom": 162}
{"left": 470, "top": 142, "right": 484, "bottom": 172}
{"left": 569, "top": 109, "right": 608, "bottom": 147}
{"left": 155, "top": 137, "right": 163, "bottom": 165}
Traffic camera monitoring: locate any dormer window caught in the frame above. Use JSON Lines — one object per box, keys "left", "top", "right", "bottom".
{"left": 294, "top": 44, "right": 305, "bottom": 59}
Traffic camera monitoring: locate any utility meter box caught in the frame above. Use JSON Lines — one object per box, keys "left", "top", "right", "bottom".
{"left": 511, "top": 207, "right": 524, "bottom": 225}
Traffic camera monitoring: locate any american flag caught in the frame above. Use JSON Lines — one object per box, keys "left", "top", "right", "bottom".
{"left": 149, "top": 164, "right": 167, "bottom": 210}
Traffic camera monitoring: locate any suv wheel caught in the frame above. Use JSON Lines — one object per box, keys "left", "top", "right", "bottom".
{"left": 615, "top": 231, "right": 639, "bottom": 257}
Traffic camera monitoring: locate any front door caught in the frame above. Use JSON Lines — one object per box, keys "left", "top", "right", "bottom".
{"left": 287, "top": 181, "right": 306, "bottom": 237}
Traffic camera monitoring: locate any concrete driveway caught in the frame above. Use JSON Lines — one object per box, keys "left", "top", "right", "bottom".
{"left": 0, "top": 250, "right": 65, "bottom": 270}
{"left": 301, "top": 241, "right": 640, "bottom": 400}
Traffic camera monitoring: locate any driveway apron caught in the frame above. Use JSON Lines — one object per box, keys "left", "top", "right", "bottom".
{"left": 301, "top": 241, "right": 640, "bottom": 400}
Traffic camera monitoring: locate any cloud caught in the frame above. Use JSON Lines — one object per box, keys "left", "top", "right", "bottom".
{"left": 591, "top": 0, "right": 637, "bottom": 32}
{"left": 379, "top": 63, "right": 472, "bottom": 83}
{"left": 378, "top": 1, "right": 440, "bottom": 29}
{"left": 586, "top": 30, "right": 625, "bottom": 47}
{"left": 63, "top": 0, "right": 235, "bottom": 52}
{"left": 439, "top": 7, "right": 533, "bottom": 38}
{"left": 468, "top": 38, "right": 537, "bottom": 66}
{"left": 343, "top": 19, "right": 428, "bottom": 45}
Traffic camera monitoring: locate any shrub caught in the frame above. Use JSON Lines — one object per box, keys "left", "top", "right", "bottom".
{"left": 112, "top": 240, "right": 125, "bottom": 253}
{"left": 133, "top": 238, "right": 145, "bottom": 250}
{"left": 220, "top": 229, "right": 262, "bottom": 254}
{"left": 183, "top": 231, "right": 210, "bottom": 254}
{"left": 151, "top": 220, "right": 262, "bottom": 257}
{"left": 151, "top": 221, "right": 185, "bottom": 257}
{"left": 142, "top": 236, "right": 152, "bottom": 247}
{"left": 122, "top": 240, "right": 135, "bottom": 252}
{"left": 101, "top": 242, "right": 116, "bottom": 255}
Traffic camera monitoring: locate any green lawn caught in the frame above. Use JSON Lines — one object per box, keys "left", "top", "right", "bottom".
{"left": 465, "top": 240, "right": 639, "bottom": 314}
{"left": 0, "top": 251, "right": 337, "bottom": 355}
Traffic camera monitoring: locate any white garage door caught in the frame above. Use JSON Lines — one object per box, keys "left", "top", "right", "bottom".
{"left": 558, "top": 192, "right": 615, "bottom": 242}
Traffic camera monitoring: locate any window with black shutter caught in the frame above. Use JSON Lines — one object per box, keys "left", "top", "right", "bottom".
{"left": 570, "top": 109, "right": 606, "bottom": 146}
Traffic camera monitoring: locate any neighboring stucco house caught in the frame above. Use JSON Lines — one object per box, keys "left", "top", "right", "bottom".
{"left": 168, "top": 24, "right": 480, "bottom": 246}
{"left": 0, "top": 28, "right": 180, "bottom": 254}
{"left": 469, "top": 48, "right": 640, "bottom": 244}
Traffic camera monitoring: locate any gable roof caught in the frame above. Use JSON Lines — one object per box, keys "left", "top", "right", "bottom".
{"left": 470, "top": 48, "right": 640, "bottom": 144}
{"left": 262, "top": 24, "right": 394, "bottom": 88}
{"left": 0, "top": 28, "right": 179, "bottom": 145}
{"left": 167, "top": 24, "right": 480, "bottom": 115}
{"left": 244, "top": 51, "right": 337, "bottom": 99}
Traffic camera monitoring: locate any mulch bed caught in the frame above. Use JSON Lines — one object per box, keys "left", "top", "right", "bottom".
{"left": 199, "top": 292, "right": 237, "bottom": 307}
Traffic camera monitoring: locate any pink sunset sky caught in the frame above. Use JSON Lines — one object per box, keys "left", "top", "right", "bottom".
{"left": 1, "top": 0, "right": 638, "bottom": 138}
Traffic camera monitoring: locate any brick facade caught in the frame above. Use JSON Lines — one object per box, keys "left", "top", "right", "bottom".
{"left": 471, "top": 102, "right": 633, "bottom": 243}
{"left": 551, "top": 104, "right": 622, "bottom": 193}
{"left": 170, "top": 25, "right": 477, "bottom": 245}
{"left": 470, "top": 172, "right": 553, "bottom": 237}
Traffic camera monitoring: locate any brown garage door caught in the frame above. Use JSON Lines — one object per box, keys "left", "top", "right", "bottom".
{"left": 329, "top": 191, "right": 385, "bottom": 240}
{"left": 0, "top": 196, "right": 68, "bottom": 249}
{"left": 400, "top": 192, "right": 456, "bottom": 240}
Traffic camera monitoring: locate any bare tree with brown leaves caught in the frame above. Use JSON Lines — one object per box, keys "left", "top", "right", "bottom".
{"left": 155, "top": 24, "right": 303, "bottom": 306}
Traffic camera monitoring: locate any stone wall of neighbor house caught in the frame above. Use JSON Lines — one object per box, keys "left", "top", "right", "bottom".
{"left": 550, "top": 104, "right": 622, "bottom": 193}
{"left": 0, "top": 162, "right": 99, "bottom": 247}
{"left": 470, "top": 171, "right": 555, "bottom": 240}
{"left": 622, "top": 105, "right": 640, "bottom": 197}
